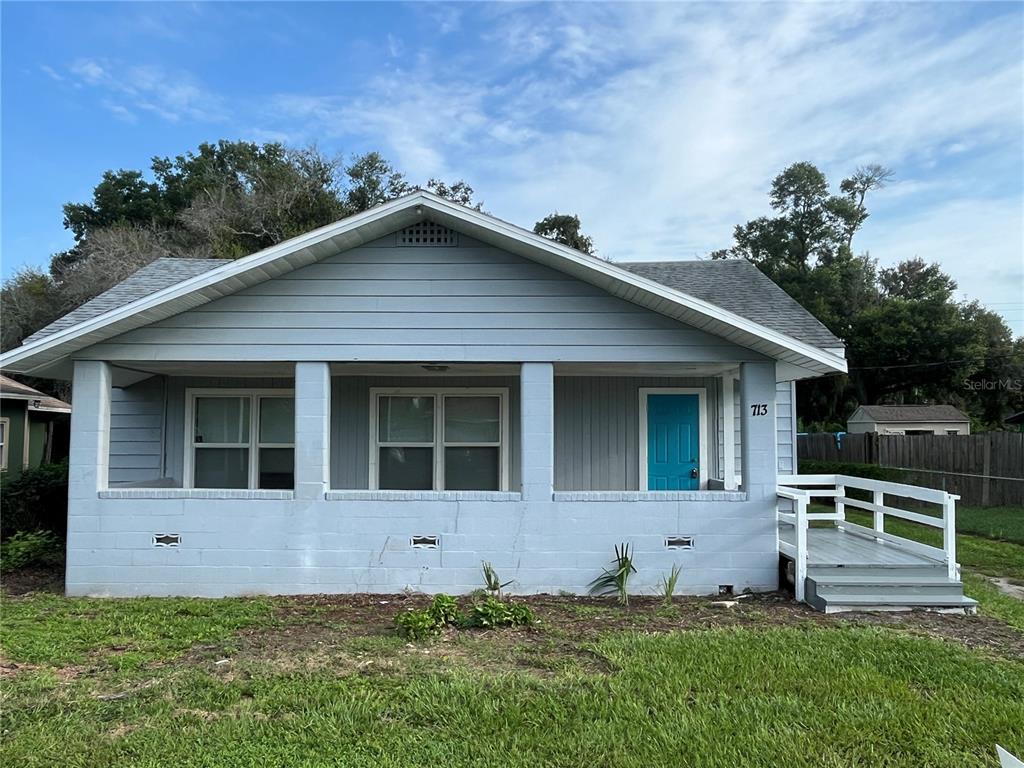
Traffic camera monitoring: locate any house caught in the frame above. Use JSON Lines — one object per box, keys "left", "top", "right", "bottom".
{"left": 847, "top": 404, "right": 971, "bottom": 436}
{"left": 0, "top": 374, "right": 70, "bottom": 478}
{"left": 0, "top": 191, "right": 975, "bottom": 611}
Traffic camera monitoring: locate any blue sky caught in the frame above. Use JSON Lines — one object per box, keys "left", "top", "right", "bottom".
{"left": 2, "top": 2, "right": 1022, "bottom": 332}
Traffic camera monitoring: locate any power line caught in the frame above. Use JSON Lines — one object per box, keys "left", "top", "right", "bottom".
{"left": 848, "top": 350, "right": 1024, "bottom": 371}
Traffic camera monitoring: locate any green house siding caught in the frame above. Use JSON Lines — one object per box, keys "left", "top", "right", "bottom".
{"left": 1, "top": 400, "right": 27, "bottom": 476}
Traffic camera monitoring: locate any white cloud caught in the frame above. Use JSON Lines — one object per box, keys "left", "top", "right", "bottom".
{"left": 255, "top": 3, "right": 1022, "bottom": 328}
{"left": 66, "top": 57, "right": 224, "bottom": 123}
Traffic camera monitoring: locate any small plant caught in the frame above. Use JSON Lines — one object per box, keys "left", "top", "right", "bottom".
{"left": 481, "top": 561, "right": 513, "bottom": 598}
{"left": 394, "top": 608, "right": 440, "bottom": 640}
{"left": 0, "top": 530, "right": 64, "bottom": 572}
{"left": 427, "top": 593, "right": 462, "bottom": 626}
{"left": 659, "top": 564, "right": 683, "bottom": 606}
{"left": 464, "top": 596, "right": 535, "bottom": 629}
{"left": 588, "top": 543, "right": 637, "bottom": 606}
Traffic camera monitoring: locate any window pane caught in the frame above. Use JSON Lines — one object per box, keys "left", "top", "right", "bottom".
{"left": 259, "top": 398, "right": 294, "bottom": 444}
{"left": 195, "top": 397, "right": 249, "bottom": 444}
{"left": 379, "top": 447, "right": 433, "bottom": 490}
{"left": 259, "top": 447, "right": 294, "bottom": 489}
{"left": 194, "top": 448, "right": 249, "bottom": 488}
{"left": 445, "top": 447, "right": 499, "bottom": 491}
{"left": 444, "top": 396, "right": 500, "bottom": 443}
{"left": 378, "top": 396, "right": 433, "bottom": 442}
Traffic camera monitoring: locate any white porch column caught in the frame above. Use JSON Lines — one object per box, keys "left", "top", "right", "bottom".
{"left": 68, "top": 360, "right": 112, "bottom": 500}
{"left": 294, "top": 362, "right": 331, "bottom": 500}
{"left": 520, "top": 362, "right": 554, "bottom": 501}
{"left": 739, "top": 361, "right": 778, "bottom": 500}
{"left": 721, "top": 371, "right": 737, "bottom": 490}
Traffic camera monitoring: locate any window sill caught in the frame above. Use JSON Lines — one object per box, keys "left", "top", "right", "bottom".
{"left": 553, "top": 491, "right": 747, "bottom": 502}
{"left": 99, "top": 489, "right": 295, "bottom": 500}
{"left": 326, "top": 490, "right": 522, "bottom": 502}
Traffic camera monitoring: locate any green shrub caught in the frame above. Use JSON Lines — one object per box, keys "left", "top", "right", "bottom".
{"left": 1, "top": 531, "right": 64, "bottom": 572}
{"left": 394, "top": 608, "right": 440, "bottom": 640}
{"left": 659, "top": 564, "right": 682, "bottom": 605}
{"left": 481, "top": 561, "right": 513, "bottom": 598}
{"left": 464, "top": 596, "right": 535, "bottom": 629}
{"left": 427, "top": 593, "right": 462, "bottom": 626}
{"left": 797, "top": 460, "right": 907, "bottom": 484}
{"left": 0, "top": 460, "right": 69, "bottom": 540}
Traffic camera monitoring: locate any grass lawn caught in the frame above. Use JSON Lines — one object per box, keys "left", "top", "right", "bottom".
{"left": 3, "top": 582, "right": 1024, "bottom": 767}
{"left": 955, "top": 506, "right": 1024, "bottom": 547}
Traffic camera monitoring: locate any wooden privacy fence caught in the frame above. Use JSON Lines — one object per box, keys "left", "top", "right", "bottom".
{"left": 798, "top": 432, "right": 1024, "bottom": 508}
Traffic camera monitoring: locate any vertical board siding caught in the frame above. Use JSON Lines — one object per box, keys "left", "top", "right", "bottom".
{"left": 331, "top": 376, "right": 521, "bottom": 490}
{"left": 554, "top": 376, "right": 720, "bottom": 491}
{"left": 109, "top": 377, "right": 164, "bottom": 484}
{"left": 78, "top": 234, "right": 765, "bottom": 364}
{"left": 775, "top": 380, "right": 795, "bottom": 473}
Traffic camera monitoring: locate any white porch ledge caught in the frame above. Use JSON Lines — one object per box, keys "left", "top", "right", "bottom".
{"left": 553, "top": 491, "right": 747, "bottom": 502}
{"left": 325, "top": 490, "right": 523, "bottom": 502}
{"left": 99, "top": 489, "right": 295, "bottom": 500}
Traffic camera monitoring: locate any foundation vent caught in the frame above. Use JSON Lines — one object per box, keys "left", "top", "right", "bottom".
{"left": 665, "top": 536, "right": 694, "bottom": 550}
{"left": 397, "top": 222, "right": 459, "bottom": 247}
{"left": 153, "top": 533, "right": 181, "bottom": 547}
{"left": 411, "top": 535, "right": 439, "bottom": 549}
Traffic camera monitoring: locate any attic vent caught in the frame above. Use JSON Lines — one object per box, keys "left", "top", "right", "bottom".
{"left": 397, "top": 222, "right": 459, "bottom": 247}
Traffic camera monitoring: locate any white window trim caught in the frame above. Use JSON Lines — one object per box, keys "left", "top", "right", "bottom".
{"left": 638, "top": 387, "right": 709, "bottom": 491}
{"left": 184, "top": 388, "right": 295, "bottom": 489}
{"left": 369, "top": 387, "right": 510, "bottom": 492}
{"left": 0, "top": 417, "right": 9, "bottom": 471}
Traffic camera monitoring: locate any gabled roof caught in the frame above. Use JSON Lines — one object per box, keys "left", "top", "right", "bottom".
{"left": 26, "top": 258, "right": 231, "bottom": 343}
{"left": 0, "top": 374, "right": 71, "bottom": 413}
{"left": 850, "top": 405, "right": 970, "bottom": 423}
{"left": 0, "top": 190, "right": 847, "bottom": 378}
{"left": 621, "top": 260, "right": 842, "bottom": 349}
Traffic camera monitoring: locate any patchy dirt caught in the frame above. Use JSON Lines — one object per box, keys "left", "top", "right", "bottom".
{"left": 180, "top": 591, "right": 1024, "bottom": 674}
{"left": 990, "top": 577, "right": 1024, "bottom": 601}
{"left": 1, "top": 565, "right": 64, "bottom": 596}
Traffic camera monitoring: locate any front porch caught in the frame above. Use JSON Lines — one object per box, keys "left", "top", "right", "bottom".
{"left": 66, "top": 359, "right": 783, "bottom": 597}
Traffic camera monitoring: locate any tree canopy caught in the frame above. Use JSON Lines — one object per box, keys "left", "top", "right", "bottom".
{"left": 714, "top": 161, "right": 1021, "bottom": 430}
{"left": 532, "top": 213, "right": 595, "bottom": 254}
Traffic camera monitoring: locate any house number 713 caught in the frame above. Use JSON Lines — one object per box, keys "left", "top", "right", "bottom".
{"left": 750, "top": 403, "right": 768, "bottom": 416}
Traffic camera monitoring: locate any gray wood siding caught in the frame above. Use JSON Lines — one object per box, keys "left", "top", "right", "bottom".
{"left": 331, "top": 376, "right": 520, "bottom": 490}
{"left": 77, "top": 234, "right": 766, "bottom": 364}
{"left": 776, "top": 381, "right": 795, "bottom": 473}
{"left": 109, "top": 377, "right": 164, "bottom": 484}
{"left": 554, "top": 376, "right": 720, "bottom": 491}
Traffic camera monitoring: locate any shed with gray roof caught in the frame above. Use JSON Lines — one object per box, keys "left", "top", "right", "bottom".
{"left": 847, "top": 404, "right": 971, "bottom": 435}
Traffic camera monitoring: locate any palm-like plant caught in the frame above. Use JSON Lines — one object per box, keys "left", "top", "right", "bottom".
{"left": 659, "top": 564, "right": 682, "bottom": 606}
{"left": 588, "top": 543, "right": 637, "bottom": 606}
{"left": 481, "top": 561, "right": 513, "bottom": 598}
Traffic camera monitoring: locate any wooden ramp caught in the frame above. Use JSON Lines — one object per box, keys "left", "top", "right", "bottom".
{"left": 778, "top": 524, "right": 978, "bottom": 613}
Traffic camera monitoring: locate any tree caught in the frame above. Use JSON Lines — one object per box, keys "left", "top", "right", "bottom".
{"left": 425, "top": 178, "right": 482, "bottom": 210}
{"left": 838, "top": 164, "right": 893, "bottom": 250}
{"left": 532, "top": 213, "right": 595, "bottom": 254}
{"left": 343, "top": 152, "right": 411, "bottom": 212}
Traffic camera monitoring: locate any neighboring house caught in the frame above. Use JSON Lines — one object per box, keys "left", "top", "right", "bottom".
{"left": 0, "top": 191, "right": 974, "bottom": 612}
{"left": 847, "top": 405, "right": 971, "bottom": 436}
{"left": 0, "top": 374, "right": 70, "bottom": 477}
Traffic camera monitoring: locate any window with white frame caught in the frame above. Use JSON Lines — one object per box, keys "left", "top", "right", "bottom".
{"left": 0, "top": 417, "right": 9, "bottom": 471}
{"left": 371, "top": 389, "right": 507, "bottom": 491}
{"left": 186, "top": 390, "right": 294, "bottom": 489}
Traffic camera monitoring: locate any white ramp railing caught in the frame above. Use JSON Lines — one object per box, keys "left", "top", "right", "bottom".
{"left": 777, "top": 474, "right": 961, "bottom": 600}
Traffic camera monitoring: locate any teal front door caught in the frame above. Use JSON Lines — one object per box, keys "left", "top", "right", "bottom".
{"left": 646, "top": 393, "right": 701, "bottom": 490}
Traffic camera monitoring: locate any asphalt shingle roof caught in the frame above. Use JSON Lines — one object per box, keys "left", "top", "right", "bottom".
{"left": 0, "top": 374, "right": 71, "bottom": 411}
{"left": 852, "top": 405, "right": 970, "bottom": 423}
{"left": 25, "top": 258, "right": 231, "bottom": 343}
{"left": 23, "top": 255, "right": 843, "bottom": 352}
{"left": 619, "top": 259, "right": 843, "bottom": 348}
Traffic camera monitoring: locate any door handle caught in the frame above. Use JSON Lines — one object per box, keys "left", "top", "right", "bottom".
{"left": 690, "top": 467, "right": 699, "bottom": 479}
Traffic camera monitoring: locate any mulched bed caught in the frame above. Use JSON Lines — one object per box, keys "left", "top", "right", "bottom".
{"left": 6, "top": 565, "right": 1023, "bottom": 662}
